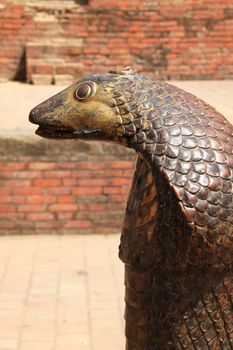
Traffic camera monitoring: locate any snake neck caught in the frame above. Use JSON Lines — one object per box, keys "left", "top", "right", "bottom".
{"left": 120, "top": 155, "right": 233, "bottom": 349}
{"left": 125, "top": 264, "right": 233, "bottom": 350}
{"left": 119, "top": 155, "right": 192, "bottom": 272}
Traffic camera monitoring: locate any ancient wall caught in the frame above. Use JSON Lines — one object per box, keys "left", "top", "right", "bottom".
{"left": 0, "top": 0, "right": 233, "bottom": 83}
{"left": 0, "top": 138, "right": 135, "bottom": 234}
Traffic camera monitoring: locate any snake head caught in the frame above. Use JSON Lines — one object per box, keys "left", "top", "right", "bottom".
{"left": 29, "top": 69, "right": 137, "bottom": 144}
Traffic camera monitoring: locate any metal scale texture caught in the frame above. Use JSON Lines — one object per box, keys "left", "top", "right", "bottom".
{"left": 29, "top": 69, "right": 233, "bottom": 350}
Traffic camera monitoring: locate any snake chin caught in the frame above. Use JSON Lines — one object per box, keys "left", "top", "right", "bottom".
{"left": 36, "top": 125, "right": 101, "bottom": 140}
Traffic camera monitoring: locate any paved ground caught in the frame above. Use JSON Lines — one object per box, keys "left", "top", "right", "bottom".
{"left": 0, "top": 80, "right": 233, "bottom": 135}
{"left": 0, "top": 235, "right": 124, "bottom": 350}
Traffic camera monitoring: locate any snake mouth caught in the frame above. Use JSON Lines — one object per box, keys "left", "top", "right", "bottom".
{"left": 35, "top": 125, "right": 101, "bottom": 139}
{"left": 35, "top": 125, "right": 76, "bottom": 139}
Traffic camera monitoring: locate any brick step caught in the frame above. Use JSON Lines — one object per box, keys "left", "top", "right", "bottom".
{"left": 26, "top": 40, "right": 84, "bottom": 84}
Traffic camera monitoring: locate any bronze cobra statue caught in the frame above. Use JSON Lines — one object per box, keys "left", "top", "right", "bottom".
{"left": 29, "top": 68, "right": 233, "bottom": 350}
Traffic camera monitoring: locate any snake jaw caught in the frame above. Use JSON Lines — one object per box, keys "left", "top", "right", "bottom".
{"left": 35, "top": 124, "right": 102, "bottom": 140}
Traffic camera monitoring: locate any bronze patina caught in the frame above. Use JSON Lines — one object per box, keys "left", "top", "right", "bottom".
{"left": 29, "top": 68, "right": 233, "bottom": 349}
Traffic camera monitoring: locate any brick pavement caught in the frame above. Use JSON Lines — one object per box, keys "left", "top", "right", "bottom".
{"left": 0, "top": 235, "right": 124, "bottom": 350}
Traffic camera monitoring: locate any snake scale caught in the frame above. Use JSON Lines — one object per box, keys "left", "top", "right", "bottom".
{"left": 29, "top": 68, "right": 233, "bottom": 349}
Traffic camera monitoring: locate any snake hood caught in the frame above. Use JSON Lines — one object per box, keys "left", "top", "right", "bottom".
{"left": 30, "top": 68, "right": 233, "bottom": 268}
{"left": 30, "top": 69, "right": 233, "bottom": 349}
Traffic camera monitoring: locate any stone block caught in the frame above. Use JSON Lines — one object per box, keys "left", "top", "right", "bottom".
{"left": 31, "top": 74, "right": 53, "bottom": 85}
{"left": 54, "top": 74, "right": 74, "bottom": 85}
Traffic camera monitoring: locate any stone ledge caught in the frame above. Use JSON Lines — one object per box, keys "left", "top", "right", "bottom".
{"left": 0, "top": 135, "right": 135, "bottom": 161}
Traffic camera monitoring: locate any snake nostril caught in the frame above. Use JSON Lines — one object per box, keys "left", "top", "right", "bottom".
{"left": 29, "top": 109, "right": 37, "bottom": 123}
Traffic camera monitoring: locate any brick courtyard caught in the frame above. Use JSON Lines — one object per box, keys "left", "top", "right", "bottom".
{"left": 0, "top": 234, "right": 124, "bottom": 350}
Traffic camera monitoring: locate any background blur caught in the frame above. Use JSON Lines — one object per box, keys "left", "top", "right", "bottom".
{"left": 0, "top": 2, "right": 233, "bottom": 350}
{"left": 1, "top": 0, "right": 233, "bottom": 84}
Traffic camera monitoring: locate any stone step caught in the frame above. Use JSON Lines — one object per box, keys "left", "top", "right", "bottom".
{"left": 26, "top": 40, "right": 84, "bottom": 84}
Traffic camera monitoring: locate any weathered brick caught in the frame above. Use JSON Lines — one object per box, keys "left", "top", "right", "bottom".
{"left": 44, "top": 170, "right": 72, "bottom": 178}
{"left": 63, "top": 179, "right": 78, "bottom": 186}
{"left": 26, "top": 196, "right": 56, "bottom": 204}
{"left": 57, "top": 212, "right": 74, "bottom": 220}
{"left": 33, "top": 179, "right": 61, "bottom": 187}
{"left": 47, "top": 188, "right": 72, "bottom": 195}
{"left": 73, "top": 187, "right": 102, "bottom": 195}
{"left": 0, "top": 180, "right": 31, "bottom": 187}
{"left": 110, "top": 178, "right": 132, "bottom": 186}
{"left": 78, "top": 179, "right": 109, "bottom": 186}
{"left": 13, "top": 188, "right": 43, "bottom": 195}
{"left": 57, "top": 196, "right": 76, "bottom": 204}
{"left": 34, "top": 221, "right": 60, "bottom": 229}
{"left": 1, "top": 196, "right": 25, "bottom": 204}
{"left": 0, "top": 205, "right": 16, "bottom": 212}
{"left": 18, "top": 204, "right": 45, "bottom": 212}
{"left": 27, "top": 213, "right": 54, "bottom": 221}
{"left": 0, "top": 157, "right": 133, "bottom": 233}
{"left": 109, "top": 162, "right": 134, "bottom": 169}
{"left": 28, "top": 162, "right": 56, "bottom": 170}
{"left": 0, "top": 162, "right": 26, "bottom": 170}
{"left": 49, "top": 204, "right": 77, "bottom": 212}
{"left": 0, "top": 221, "right": 15, "bottom": 229}
{"left": 64, "top": 220, "right": 92, "bottom": 229}
{"left": 103, "top": 187, "right": 121, "bottom": 194}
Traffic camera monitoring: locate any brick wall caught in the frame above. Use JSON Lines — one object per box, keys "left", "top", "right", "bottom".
{"left": 0, "top": 138, "right": 135, "bottom": 234}
{"left": 0, "top": 0, "right": 233, "bottom": 82}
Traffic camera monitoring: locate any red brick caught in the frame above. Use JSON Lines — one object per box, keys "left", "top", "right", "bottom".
{"left": 58, "top": 163, "right": 77, "bottom": 169}
{"left": 13, "top": 188, "right": 43, "bottom": 195}
{"left": 57, "top": 196, "right": 75, "bottom": 204}
{"left": 63, "top": 179, "right": 78, "bottom": 186}
{"left": 110, "top": 178, "right": 131, "bottom": 186}
{"left": 47, "top": 188, "right": 71, "bottom": 195}
{"left": 103, "top": 187, "right": 121, "bottom": 194}
{"left": 73, "top": 187, "right": 102, "bottom": 195}
{"left": 109, "top": 162, "right": 134, "bottom": 169}
{"left": 108, "top": 194, "right": 128, "bottom": 202}
{"left": 0, "top": 163, "right": 26, "bottom": 170}
{"left": 34, "top": 221, "right": 60, "bottom": 229}
{"left": 33, "top": 179, "right": 61, "bottom": 187}
{"left": 44, "top": 170, "right": 72, "bottom": 178}
{"left": 1, "top": 196, "right": 25, "bottom": 203}
{"left": 27, "top": 196, "right": 56, "bottom": 204}
{"left": 0, "top": 222, "right": 15, "bottom": 229}
{"left": 77, "top": 162, "right": 106, "bottom": 170}
{"left": 13, "top": 171, "right": 43, "bottom": 179}
{"left": 27, "top": 213, "right": 54, "bottom": 221}
{"left": 28, "top": 163, "right": 56, "bottom": 170}
{"left": 0, "top": 205, "right": 16, "bottom": 212}
{"left": 64, "top": 220, "right": 92, "bottom": 228}
{"left": 15, "top": 221, "right": 35, "bottom": 229}
{"left": 87, "top": 204, "right": 107, "bottom": 211}
{"left": 57, "top": 212, "right": 74, "bottom": 220}
{"left": 78, "top": 179, "right": 109, "bottom": 186}
{"left": 121, "top": 186, "right": 130, "bottom": 194}
{"left": 0, "top": 213, "right": 25, "bottom": 220}
{"left": 49, "top": 204, "right": 77, "bottom": 212}
{"left": 72, "top": 170, "right": 93, "bottom": 178}
{"left": 18, "top": 204, "right": 45, "bottom": 212}
{"left": 123, "top": 170, "right": 134, "bottom": 177}
{"left": 0, "top": 189, "right": 12, "bottom": 195}
{"left": 0, "top": 180, "right": 31, "bottom": 187}
{"left": 106, "top": 170, "right": 124, "bottom": 177}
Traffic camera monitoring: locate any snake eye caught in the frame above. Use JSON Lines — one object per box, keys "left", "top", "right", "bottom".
{"left": 75, "top": 83, "right": 95, "bottom": 101}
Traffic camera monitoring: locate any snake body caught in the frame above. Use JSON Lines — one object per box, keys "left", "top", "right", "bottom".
{"left": 29, "top": 69, "right": 233, "bottom": 349}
